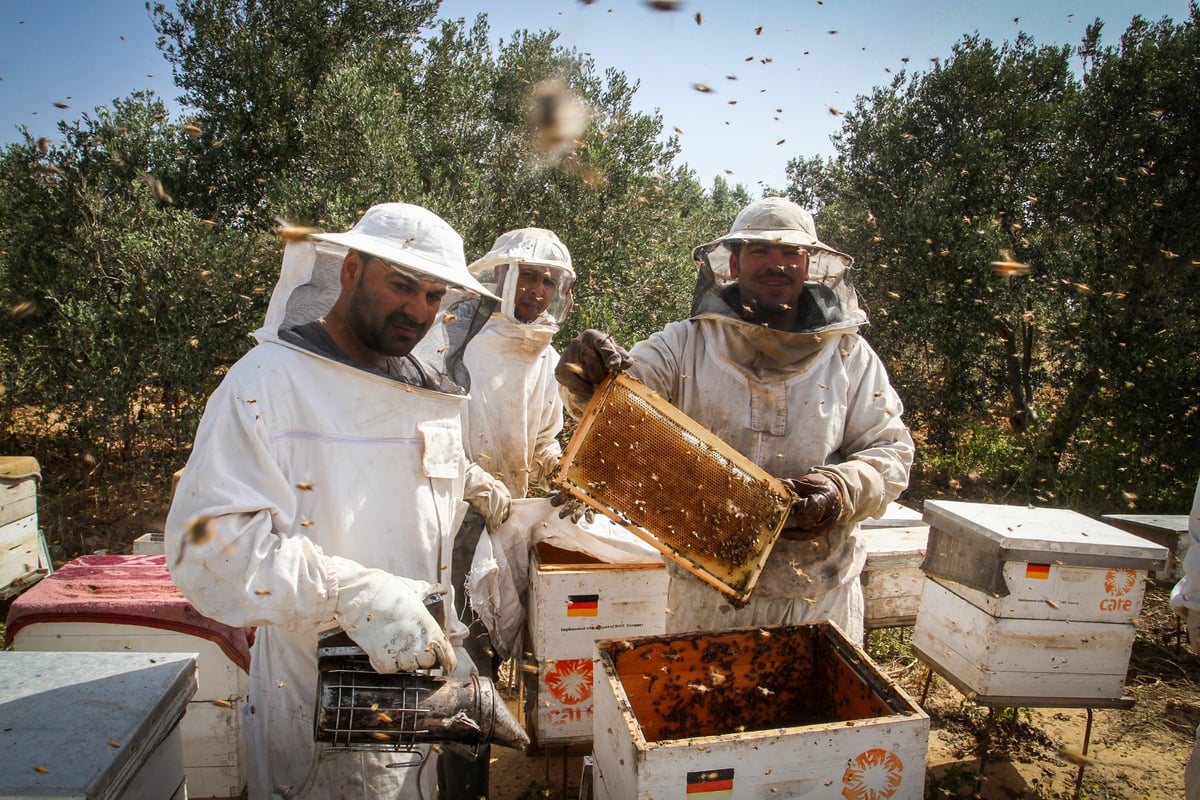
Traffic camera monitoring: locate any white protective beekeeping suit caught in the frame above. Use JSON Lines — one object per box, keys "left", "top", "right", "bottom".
{"left": 165, "top": 204, "right": 497, "bottom": 800}
{"left": 618, "top": 198, "right": 914, "bottom": 642}
{"left": 461, "top": 227, "right": 574, "bottom": 498}
{"left": 1169, "top": 477, "right": 1200, "bottom": 798}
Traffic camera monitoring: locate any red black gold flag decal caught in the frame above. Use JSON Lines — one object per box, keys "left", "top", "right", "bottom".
{"left": 566, "top": 594, "right": 599, "bottom": 617}
{"left": 686, "top": 768, "right": 734, "bottom": 796}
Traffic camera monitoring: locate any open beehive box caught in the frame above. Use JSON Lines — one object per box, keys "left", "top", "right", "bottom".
{"left": 591, "top": 623, "right": 930, "bottom": 799}
{"left": 555, "top": 372, "right": 793, "bottom": 602}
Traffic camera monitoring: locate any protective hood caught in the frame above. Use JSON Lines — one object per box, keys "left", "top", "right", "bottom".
{"left": 255, "top": 204, "right": 498, "bottom": 393}
{"left": 468, "top": 227, "right": 575, "bottom": 327}
{"left": 691, "top": 197, "right": 867, "bottom": 337}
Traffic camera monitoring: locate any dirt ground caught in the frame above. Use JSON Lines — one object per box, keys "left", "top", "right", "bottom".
{"left": 482, "top": 583, "right": 1199, "bottom": 800}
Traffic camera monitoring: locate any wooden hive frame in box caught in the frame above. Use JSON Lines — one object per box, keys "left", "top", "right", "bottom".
{"left": 555, "top": 372, "right": 793, "bottom": 603}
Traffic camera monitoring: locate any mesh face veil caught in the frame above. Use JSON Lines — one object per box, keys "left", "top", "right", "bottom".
{"left": 689, "top": 197, "right": 867, "bottom": 334}
{"left": 468, "top": 228, "right": 575, "bottom": 326}
{"left": 255, "top": 204, "right": 498, "bottom": 393}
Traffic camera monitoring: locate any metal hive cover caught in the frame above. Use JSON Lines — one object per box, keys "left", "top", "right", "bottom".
{"left": 555, "top": 372, "right": 793, "bottom": 603}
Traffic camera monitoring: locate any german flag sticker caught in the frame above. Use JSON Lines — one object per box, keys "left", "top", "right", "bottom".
{"left": 687, "top": 768, "right": 734, "bottom": 796}
{"left": 1025, "top": 563, "right": 1051, "bottom": 580}
{"left": 566, "top": 594, "right": 599, "bottom": 617}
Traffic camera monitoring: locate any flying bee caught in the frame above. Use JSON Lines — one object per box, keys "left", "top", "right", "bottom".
{"left": 990, "top": 250, "right": 1030, "bottom": 279}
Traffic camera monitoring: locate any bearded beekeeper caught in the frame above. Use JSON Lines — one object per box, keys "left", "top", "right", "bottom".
{"left": 555, "top": 197, "right": 914, "bottom": 643}
{"left": 439, "top": 227, "right": 574, "bottom": 799}
{"left": 165, "top": 202, "right": 499, "bottom": 799}
{"left": 1169, "top": 476, "right": 1200, "bottom": 797}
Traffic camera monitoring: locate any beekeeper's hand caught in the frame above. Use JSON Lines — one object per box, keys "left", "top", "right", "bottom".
{"left": 781, "top": 472, "right": 844, "bottom": 540}
{"left": 555, "top": 329, "right": 632, "bottom": 396}
{"left": 465, "top": 463, "right": 512, "bottom": 531}
{"left": 333, "top": 557, "right": 457, "bottom": 674}
{"left": 549, "top": 490, "right": 594, "bottom": 524}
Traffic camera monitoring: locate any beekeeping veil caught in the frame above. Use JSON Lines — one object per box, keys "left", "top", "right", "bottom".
{"left": 690, "top": 197, "right": 867, "bottom": 335}
{"left": 256, "top": 203, "right": 499, "bottom": 393}
{"left": 467, "top": 227, "right": 575, "bottom": 330}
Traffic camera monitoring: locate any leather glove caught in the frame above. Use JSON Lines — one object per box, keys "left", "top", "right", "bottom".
{"left": 464, "top": 463, "right": 512, "bottom": 531}
{"left": 549, "top": 490, "right": 594, "bottom": 523}
{"left": 555, "top": 329, "right": 632, "bottom": 396}
{"left": 333, "top": 556, "right": 457, "bottom": 674}
{"left": 781, "top": 472, "right": 844, "bottom": 540}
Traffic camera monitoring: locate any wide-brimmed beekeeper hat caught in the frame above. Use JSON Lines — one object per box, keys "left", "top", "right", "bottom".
{"left": 468, "top": 227, "right": 575, "bottom": 325}
{"left": 692, "top": 197, "right": 853, "bottom": 285}
{"left": 312, "top": 203, "right": 498, "bottom": 301}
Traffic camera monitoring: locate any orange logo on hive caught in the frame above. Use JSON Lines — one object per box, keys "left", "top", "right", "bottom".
{"left": 545, "top": 659, "right": 592, "bottom": 705}
{"left": 1104, "top": 568, "right": 1136, "bottom": 597}
{"left": 842, "top": 747, "right": 903, "bottom": 800}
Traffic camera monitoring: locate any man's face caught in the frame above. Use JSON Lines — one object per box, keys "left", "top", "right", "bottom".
{"left": 729, "top": 243, "right": 810, "bottom": 329}
{"left": 513, "top": 264, "right": 559, "bottom": 323}
{"left": 346, "top": 254, "right": 447, "bottom": 356}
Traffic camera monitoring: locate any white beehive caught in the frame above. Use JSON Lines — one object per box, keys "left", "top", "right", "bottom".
{"left": 912, "top": 500, "right": 1168, "bottom": 706}
{"left": 524, "top": 543, "right": 668, "bottom": 746}
{"left": 1101, "top": 513, "right": 1190, "bottom": 582}
{"left": 5, "top": 555, "right": 251, "bottom": 799}
{"left": 0, "top": 456, "right": 51, "bottom": 599}
{"left": 591, "top": 623, "right": 929, "bottom": 800}
{"left": 0, "top": 651, "right": 195, "bottom": 800}
{"left": 861, "top": 523, "right": 929, "bottom": 629}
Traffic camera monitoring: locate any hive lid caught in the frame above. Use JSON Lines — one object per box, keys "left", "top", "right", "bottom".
{"left": 555, "top": 372, "right": 793, "bottom": 603}
{"left": 0, "top": 651, "right": 196, "bottom": 798}
{"left": 922, "top": 501, "right": 1168, "bottom": 596}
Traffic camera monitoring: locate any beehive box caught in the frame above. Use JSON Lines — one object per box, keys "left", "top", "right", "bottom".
{"left": 525, "top": 543, "right": 669, "bottom": 746}
{"left": 0, "top": 651, "right": 195, "bottom": 800}
{"left": 1101, "top": 514, "right": 1190, "bottom": 582}
{"left": 591, "top": 623, "right": 929, "bottom": 800}
{"left": 861, "top": 524, "right": 929, "bottom": 629}
{"left": 0, "top": 457, "right": 51, "bottom": 600}
{"left": 911, "top": 500, "right": 1167, "bottom": 706}
{"left": 5, "top": 555, "right": 253, "bottom": 799}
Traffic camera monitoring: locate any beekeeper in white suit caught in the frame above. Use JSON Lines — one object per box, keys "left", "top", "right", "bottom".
{"left": 441, "top": 227, "right": 574, "bottom": 799}
{"left": 1169, "top": 476, "right": 1200, "bottom": 798}
{"left": 165, "top": 202, "right": 501, "bottom": 799}
{"left": 556, "top": 197, "right": 914, "bottom": 643}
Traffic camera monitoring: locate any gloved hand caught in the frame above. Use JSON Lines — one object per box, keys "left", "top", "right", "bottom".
{"left": 530, "top": 454, "right": 561, "bottom": 492}
{"left": 781, "top": 472, "right": 844, "bottom": 540}
{"left": 555, "top": 329, "right": 632, "bottom": 396}
{"left": 333, "top": 557, "right": 457, "bottom": 674}
{"left": 549, "top": 490, "right": 594, "bottom": 524}
{"left": 465, "top": 463, "right": 512, "bottom": 531}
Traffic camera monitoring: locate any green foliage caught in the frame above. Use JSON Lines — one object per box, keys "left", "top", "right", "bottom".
{"left": 795, "top": 9, "right": 1200, "bottom": 513}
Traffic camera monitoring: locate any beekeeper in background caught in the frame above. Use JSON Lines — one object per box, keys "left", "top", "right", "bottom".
{"left": 442, "top": 227, "right": 574, "bottom": 799}
{"left": 555, "top": 197, "right": 914, "bottom": 644}
{"left": 1169, "top": 476, "right": 1200, "bottom": 798}
{"left": 165, "top": 203, "right": 499, "bottom": 799}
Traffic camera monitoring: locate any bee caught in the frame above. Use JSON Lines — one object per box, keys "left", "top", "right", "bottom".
{"left": 273, "top": 220, "right": 319, "bottom": 241}
{"left": 296, "top": 482, "right": 315, "bottom": 491}
{"left": 693, "top": 83, "right": 714, "bottom": 94}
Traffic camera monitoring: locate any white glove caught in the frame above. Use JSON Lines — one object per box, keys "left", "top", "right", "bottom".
{"left": 465, "top": 463, "right": 512, "bottom": 531}
{"left": 332, "top": 557, "right": 457, "bottom": 674}
{"left": 530, "top": 454, "right": 561, "bottom": 492}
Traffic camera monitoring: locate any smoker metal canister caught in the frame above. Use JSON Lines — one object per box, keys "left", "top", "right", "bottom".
{"left": 313, "top": 629, "right": 529, "bottom": 752}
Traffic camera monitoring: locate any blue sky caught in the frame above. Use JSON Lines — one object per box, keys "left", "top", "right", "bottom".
{"left": 0, "top": 0, "right": 1192, "bottom": 190}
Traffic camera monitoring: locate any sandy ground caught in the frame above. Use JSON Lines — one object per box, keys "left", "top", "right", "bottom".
{"left": 483, "top": 584, "right": 1198, "bottom": 800}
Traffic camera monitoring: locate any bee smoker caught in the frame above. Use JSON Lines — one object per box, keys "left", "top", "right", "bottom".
{"left": 313, "top": 628, "right": 529, "bottom": 760}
